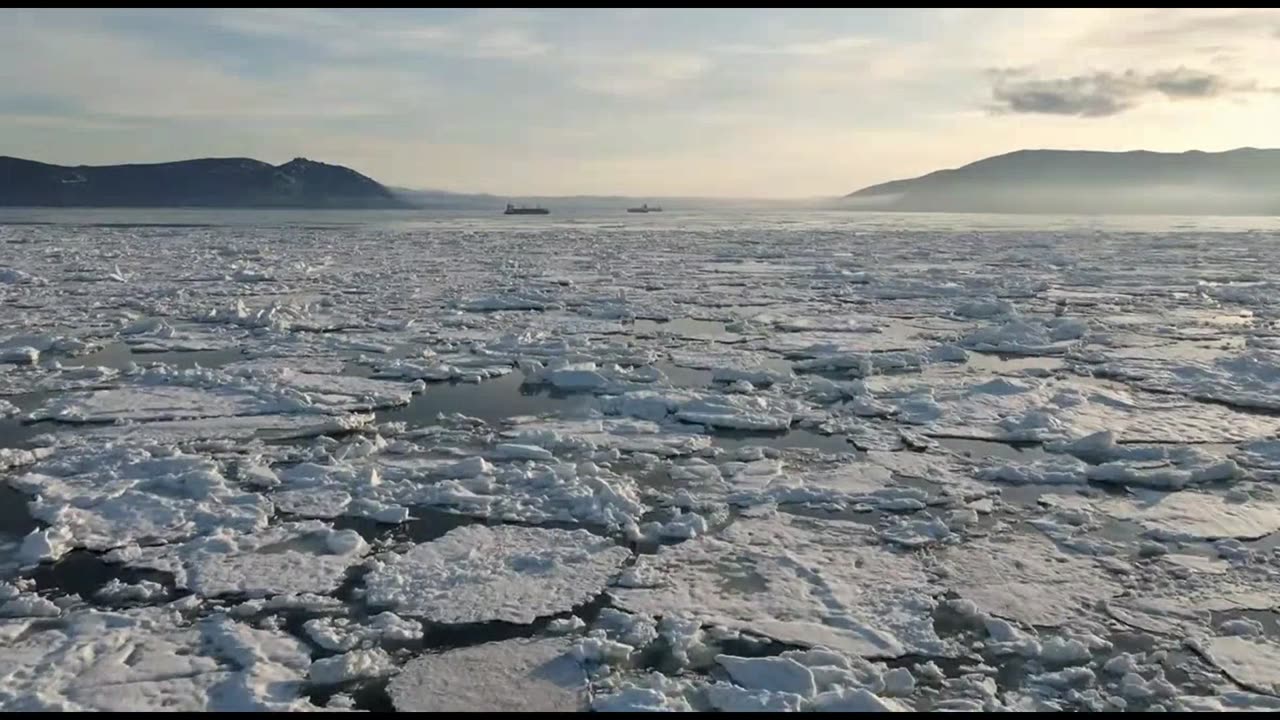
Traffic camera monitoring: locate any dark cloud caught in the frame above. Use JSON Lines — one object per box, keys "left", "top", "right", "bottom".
{"left": 989, "top": 67, "right": 1248, "bottom": 117}
{"left": 1146, "top": 67, "right": 1230, "bottom": 97}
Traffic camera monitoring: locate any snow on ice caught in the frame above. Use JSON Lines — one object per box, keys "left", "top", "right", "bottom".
{"left": 7, "top": 210, "right": 1280, "bottom": 712}
{"left": 364, "top": 524, "right": 629, "bottom": 623}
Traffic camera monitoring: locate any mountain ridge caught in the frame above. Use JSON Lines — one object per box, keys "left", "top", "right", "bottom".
{"left": 0, "top": 155, "right": 408, "bottom": 208}
{"left": 846, "top": 148, "right": 1280, "bottom": 215}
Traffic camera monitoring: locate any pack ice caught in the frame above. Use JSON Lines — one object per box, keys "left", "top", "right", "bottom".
{"left": 6, "top": 211, "right": 1280, "bottom": 712}
{"left": 364, "top": 525, "right": 630, "bottom": 623}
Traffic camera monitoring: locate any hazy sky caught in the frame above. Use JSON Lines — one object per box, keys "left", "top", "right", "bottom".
{"left": 3, "top": 8, "right": 1279, "bottom": 197}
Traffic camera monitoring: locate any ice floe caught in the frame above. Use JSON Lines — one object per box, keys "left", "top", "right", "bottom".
{"left": 1047, "top": 490, "right": 1280, "bottom": 541}
{"left": 1194, "top": 636, "right": 1280, "bottom": 696}
{"left": 12, "top": 449, "right": 272, "bottom": 557}
{"left": 9, "top": 202, "right": 1280, "bottom": 711}
{"left": 937, "top": 533, "right": 1118, "bottom": 626}
{"left": 115, "top": 522, "right": 368, "bottom": 598}
{"left": 0, "top": 608, "right": 317, "bottom": 711}
{"left": 612, "top": 512, "right": 944, "bottom": 658}
{"left": 364, "top": 524, "right": 629, "bottom": 623}
{"left": 387, "top": 638, "right": 586, "bottom": 712}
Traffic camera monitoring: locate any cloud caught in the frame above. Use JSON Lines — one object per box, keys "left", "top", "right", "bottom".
{"left": 717, "top": 35, "right": 878, "bottom": 57}
{"left": 568, "top": 52, "right": 710, "bottom": 98}
{"left": 1097, "top": 9, "right": 1280, "bottom": 47}
{"left": 0, "top": 11, "right": 443, "bottom": 121}
{"left": 467, "top": 28, "right": 549, "bottom": 59}
{"left": 989, "top": 67, "right": 1252, "bottom": 117}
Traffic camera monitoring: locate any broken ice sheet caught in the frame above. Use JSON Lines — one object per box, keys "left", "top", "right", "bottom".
{"left": 0, "top": 608, "right": 317, "bottom": 711}
{"left": 116, "top": 522, "right": 368, "bottom": 598}
{"left": 39, "top": 411, "right": 375, "bottom": 446}
{"left": 1102, "top": 349, "right": 1280, "bottom": 412}
{"left": 13, "top": 449, "right": 271, "bottom": 556}
{"left": 33, "top": 362, "right": 414, "bottom": 424}
{"left": 503, "top": 417, "right": 712, "bottom": 457}
{"left": 1195, "top": 635, "right": 1280, "bottom": 696}
{"left": 364, "top": 524, "right": 630, "bottom": 623}
{"left": 276, "top": 443, "right": 647, "bottom": 529}
{"left": 387, "top": 638, "right": 587, "bottom": 712}
{"left": 611, "top": 512, "right": 945, "bottom": 658}
{"left": 885, "top": 374, "right": 1280, "bottom": 444}
{"left": 936, "top": 532, "right": 1119, "bottom": 626}
{"left": 1046, "top": 490, "right": 1280, "bottom": 542}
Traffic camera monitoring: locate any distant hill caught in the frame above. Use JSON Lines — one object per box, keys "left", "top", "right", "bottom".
{"left": 845, "top": 148, "right": 1280, "bottom": 215}
{"left": 388, "top": 187, "right": 503, "bottom": 210}
{"left": 388, "top": 187, "right": 812, "bottom": 212}
{"left": 0, "top": 156, "right": 409, "bottom": 208}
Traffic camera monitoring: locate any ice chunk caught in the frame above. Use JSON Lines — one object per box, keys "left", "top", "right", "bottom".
{"left": 1219, "top": 618, "right": 1265, "bottom": 637}
{"left": 976, "top": 456, "right": 1088, "bottom": 486}
{"left": 593, "top": 608, "right": 659, "bottom": 648}
{"left": 1029, "top": 666, "right": 1095, "bottom": 689}
{"left": 1053, "top": 490, "right": 1280, "bottom": 541}
{"left": 1236, "top": 439, "right": 1280, "bottom": 472}
{"left": 879, "top": 518, "right": 952, "bottom": 548}
{"left": 570, "top": 631, "right": 634, "bottom": 665}
{"left": 124, "top": 523, "right": 369, "bottom": 598}
{"left": 675, "top": 395, "right": 796, "bottom": 431}
{"left": 1086, "top": 460, "right": 1237, "bottom": 490}
{"left": 705, "top": 683, "right": 803, "bottom": 712}
{"left": 612, "top": 514, "right": 943, "bottom": 658}
{"left": 938, "top": 533, "right": 1118, "bottom": 626}
{"left": 811, "top": 687, "right": 909, "bottom": 711}
{"left": 18, "top": 526, "right": 74, "bottom": 564}
{"left": 593, "top": 686, "right": 689, "bottom": 712}
{"left": 1197, "top": 636, "right": 1280, "bottom": 695}
{"left": 716, "top": 655, "right": 816, "bottom": 697}
{"left": 493, "top": 443, "right": 554, "bottom": 461}
{"left": 882, "top": 667, "right": 915, "bottom": 696}
{"left": 0, "top": 447, "right": 53, "bottom": 471}
{"left": 1176, "top": 690, "right": 1280, "bottom": 711}
{"left": 368, "top": 612, "right": 423, "bottom": 642}
{"left": 325, "top": 529, "right": 368, "bottom": 556}
{"left": 13, "top": 449, "right": 275, "bottom": 554}
{"left": 1041, "top": 636, "right": 1092, "bottom": 665}
{"left": 954, "top": 297, "right": 1015, "bottom": 319}
{"left": 364, "top": 525, "right": 629, "bottom": 623}
{"left": 549, "top": 616, "right": 587, "bottom": 635}
{"left": 303, "top": 618, "right": 361, "bottom": 652}
{"left": 1122, "top": 349, "right": 1280, "bottom": 412}
{"left": 961, "top": 318, "right": 1084, "bottom": 355}
{"left": 94, "top": 579, "right": 169, "bottom": 604}
{"left": 387, "top": 638, "right": 586, "bottom": 712}
{"left": 0, "top": 608, "right": 318, "bottom": 711}
{"left": 0, "top": 592, "right": 62, "bottom": 618}
{"left": 542, "top": 363, "right": 611, "bottom": 391}
{"left": 440, "top": 456, "right": 493, "bottom": 478}
{"left": 308, "top": 648, "right": 396, "bottom": 685}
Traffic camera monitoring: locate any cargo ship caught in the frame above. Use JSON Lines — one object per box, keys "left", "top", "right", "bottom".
{"left": 504, "top": 203, "right": 549, "bottom": 215}
{"left": 627, "top": 203, "right": 663, "bottom": 213}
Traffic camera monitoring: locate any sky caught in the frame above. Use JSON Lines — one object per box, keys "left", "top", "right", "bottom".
{"left": 2, "top": 8, "right": 1279, "bottom": 197}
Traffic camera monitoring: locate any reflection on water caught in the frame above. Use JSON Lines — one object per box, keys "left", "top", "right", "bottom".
{"left": 965, "top": 353, "right": 1064, "bottom": 374}
{"left": 937, "top": 437, "right": 1051, "bottom": 462}
{"left": 634, "top": 317, "right": 733, "bottom": 340}
{"left": 0, "top": 484, "right": 38, "bottom": 537}
{"left": 0, "top": 391, "right": 53, "bottom": 448}
{"left": 376, "top": 372, "right": 592, "bottom": 427}
{"left": 77, "top": 342, "right": 246, "bottom": 370}
{"left": 710, "top": 428, "right": 857, "bottom": 454}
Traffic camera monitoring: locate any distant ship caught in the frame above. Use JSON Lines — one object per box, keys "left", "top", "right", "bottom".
{"left": 504, "top": 203, "right": 549, "bottom": 215}
{"left": 627, "top": 203, "right": 663, "bottom": 213}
